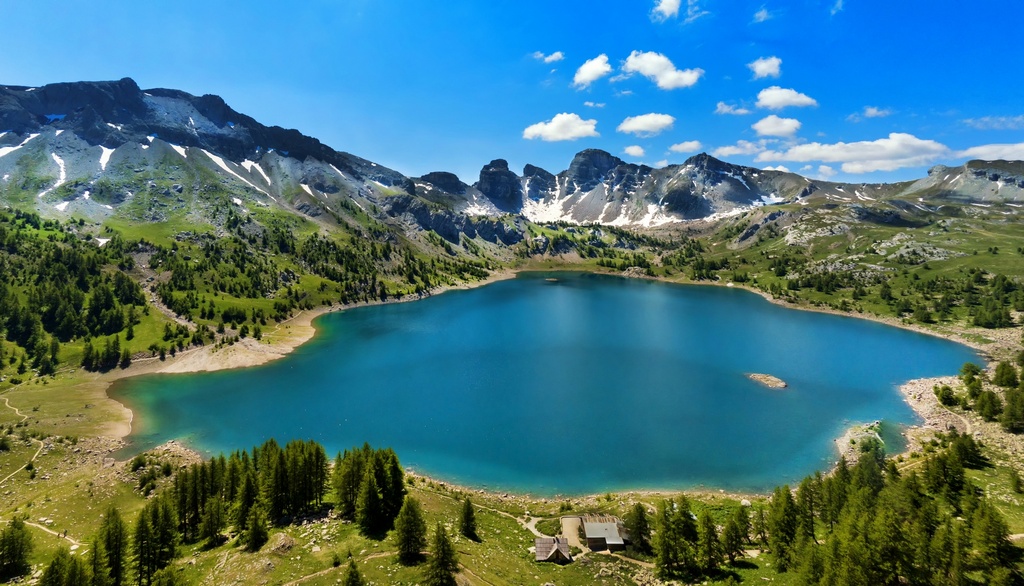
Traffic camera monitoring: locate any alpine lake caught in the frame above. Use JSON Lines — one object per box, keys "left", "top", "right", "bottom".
{"left": 111, "top": 272, "right": 979, "bottom": 496}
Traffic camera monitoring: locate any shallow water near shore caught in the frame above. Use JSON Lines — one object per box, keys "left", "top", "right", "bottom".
{"left": 112, "top": 272, "right": 978, "bottom": 495}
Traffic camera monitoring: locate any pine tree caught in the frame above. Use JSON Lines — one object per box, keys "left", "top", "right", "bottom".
{"left": 356, "top": 466, "right": 383, "bottom": 537}
{"left": 767, "top": 486, "right": 798, "bottom": 572}
{"left": 459, "top": 498, "right": 477, "bottom": 541}
{"left": 133, "top": 514, "right": 156, "bottom": 586}
{"left": 88, "top": 537, "right": 111, "bottom": 586}
{"left": 721, "top": 514, "right": 744, "bottom": 564}
{"left": 100, "top": 506, "right": 128, "bottom": 586}
{"left": 394, "top": 497, "right": 427, "bottom": 565}
{"left": 0, "top": 517, "right": 33, "bottom": 581}
{"left": 696, "top": 510, "right": 723, "bottom": 573}
{"left": 244, "top": 507, "right": 268, "bottom": 552}
{"left": 199, "top": 497, "right": 225, "bottom": 544}
{"left": 342, "top": 560, "right": 364, "bottom": 586}
{"left": 41, "top": 547, "right": 83, "bottom": 586}
{"left": 992, "top": 361, "right": 1019, "bottom": 388}
{"left": 423, "top": 523, "right": 459, "bottom": 586}
{"left": 624, "top": 502, "right": 651, "bottom": 555}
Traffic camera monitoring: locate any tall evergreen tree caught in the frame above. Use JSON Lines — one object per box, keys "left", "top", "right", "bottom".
{"left": 459, "top": 498, "right": 477, "bottom": 541}
{"left": 356, "top": 466, "right": 383, "bottom": 537}
{"left": 88, "top": 537, "right": 111, "bottom": 586}
{"left": 623, "top": 503, "right": 651, "bottom": 555}
{"left": 100, "top": 506, "right": 129, "bottom": 586}
{"left": 696, "top": 510, "right": 723, "bottom": 573}
{"left": 721, "top": 514, "right": 744, "bottom": 564}
{"left": 0, "top": 517, "right": 33, "bottom": 581}
{"left": 423, "top": 523, "right": 459, "bottom": 586}
{"left": 244, "top": 507, "right": 268, "bottom": 552}
{"left": 394, "top": 497, "right": 427, "bottom": 565}
{"left": 767, "top": 486, "right": 798, "bottom": 572}
{"left": 133, "top": 514, "right": 157, "bottom": 586}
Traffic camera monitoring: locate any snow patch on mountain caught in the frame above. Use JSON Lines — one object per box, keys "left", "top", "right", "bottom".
{"left": 0, "top": 133, "right": 40, "bottom": 158}
{"left": 99, "top": 146, "right": 115, "bottom": 171}
{"left": 201, "top": 149, "right": 267, "bottom": 195}
{"left": 38, "top": 153, "right": 67, "bottom": 198}
{"left": 241, "top": 160, "right": 272, "bottom": 186}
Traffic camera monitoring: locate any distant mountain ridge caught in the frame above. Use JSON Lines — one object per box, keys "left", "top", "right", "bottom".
{"left": 2, "top": 77, "right": 1023, "bottom": 236}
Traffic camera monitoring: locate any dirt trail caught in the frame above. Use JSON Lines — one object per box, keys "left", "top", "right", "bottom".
{"left": 279, "top": 551, "right": 397, "bottom": 586}
{"left": 25, "top": 521, "right": 84, "bottom": 547}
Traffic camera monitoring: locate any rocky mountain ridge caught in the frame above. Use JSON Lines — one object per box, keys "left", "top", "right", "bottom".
{"left": 2, "top": 78, "right": 1023, "bottom": 242}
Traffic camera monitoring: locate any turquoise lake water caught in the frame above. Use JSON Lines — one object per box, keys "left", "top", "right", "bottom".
{"left": 111, "top": 272, "right": 979, "bottom": 495}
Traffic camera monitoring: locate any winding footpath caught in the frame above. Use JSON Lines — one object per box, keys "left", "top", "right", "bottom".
{"left": 0, "top": 396, "right": 44, "bottom": 487}
{"left": 1, "top": 397, "right": 84, "bottom": 547}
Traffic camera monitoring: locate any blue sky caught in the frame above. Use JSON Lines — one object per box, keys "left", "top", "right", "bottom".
{"left": 3, "top": 0, "right": 1023, "bottom": 184}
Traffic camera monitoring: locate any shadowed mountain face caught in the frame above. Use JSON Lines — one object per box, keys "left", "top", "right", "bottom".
{"left": 2, "top": 78, "right": 1022, "bottom": 235}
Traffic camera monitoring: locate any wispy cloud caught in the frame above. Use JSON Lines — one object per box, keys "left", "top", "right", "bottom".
{"left": 712, "top": 139, "right": 774, "bottom": 158}
{"left": 573, "top": 55, "right": 612, "bottom": 88}
{"left": 847, "top": 106, "right": 893, "bottom": 122}
{"left": 532, "top": 51, "right": 564, "bottom": 64}
{"left": 523, "top": 113, "right": 599, "bottom": 141}
{"left": 715, "top": 102, "right": 752, "bottom": 115}
{"left": 748, "top": 56, "right": 781, "bottom": 79}
{"left": 753, "top": 7, "right": 772, "bottom": 22}
{"left": 831, "top": 0, "right": 844, "bottom": 15}
{"left": 622, "top": 51, "right": 704, "bottom": 90}
{"left": 583, "top": 101, "right": 605, "bottom": 108}
{"left": 962, "top": 115, "right": 1024, "bottom": 130}
{"left": 684, "top": 0, "right": 711, "bottom": 23}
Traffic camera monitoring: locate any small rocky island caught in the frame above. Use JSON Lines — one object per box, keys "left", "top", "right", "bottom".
{"left": 747, "top": 373, "right": 788, "bottom": 389}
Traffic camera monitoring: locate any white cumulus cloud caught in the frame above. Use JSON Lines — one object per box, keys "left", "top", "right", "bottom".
{"left": 715, "top": 102, "right": 752, "bottom": 115}
{"left": 573, "top": 54, "right": 613, "bottom": 88}
{"left": 624, "top": 145, "right": 646, "bottom": 157}
{"left": 957, "top": 142, "right": 1024, "bottom": 160}
{"left": 669, "top": 140, "right": 703, "bottom": 153}
{"left": 748, "top": 56, "right": 782, "bottom": 79}
{"left": 533, "top": 51, "right": 565, "bottom": 63}
{"left": 651, "top": 0, "right": 681, "bottom": 20}
{"left": 762, "top": 165, "right": 790, "bottom": 172}
{"left": 622, "top": 51, "right": 704, "bottom": 90}
{"left": 752, "top": 115, "right": 801, "bottom": 137}
{"left": 818, "top": 165, "right": 837, "bottom": 179}
{"left": 617, "top": 113, "right": 676, "bottom": 137}
{"left": 654, "top": 159, "right": 670, "bottom": 168}
{"left": 756, "top": 86, "right": 817, "bottom": 110}
{"left": 753, "top": 7, "right": 772, "bottom": 22}
{"left": 583, "top": 101, "right": 605, "bottom": 108}
{"left": 754, "top": 132, "right": 951, "bottom": 173}
{"left": 523, "top": 113, "right": 599, "bottom": 141}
